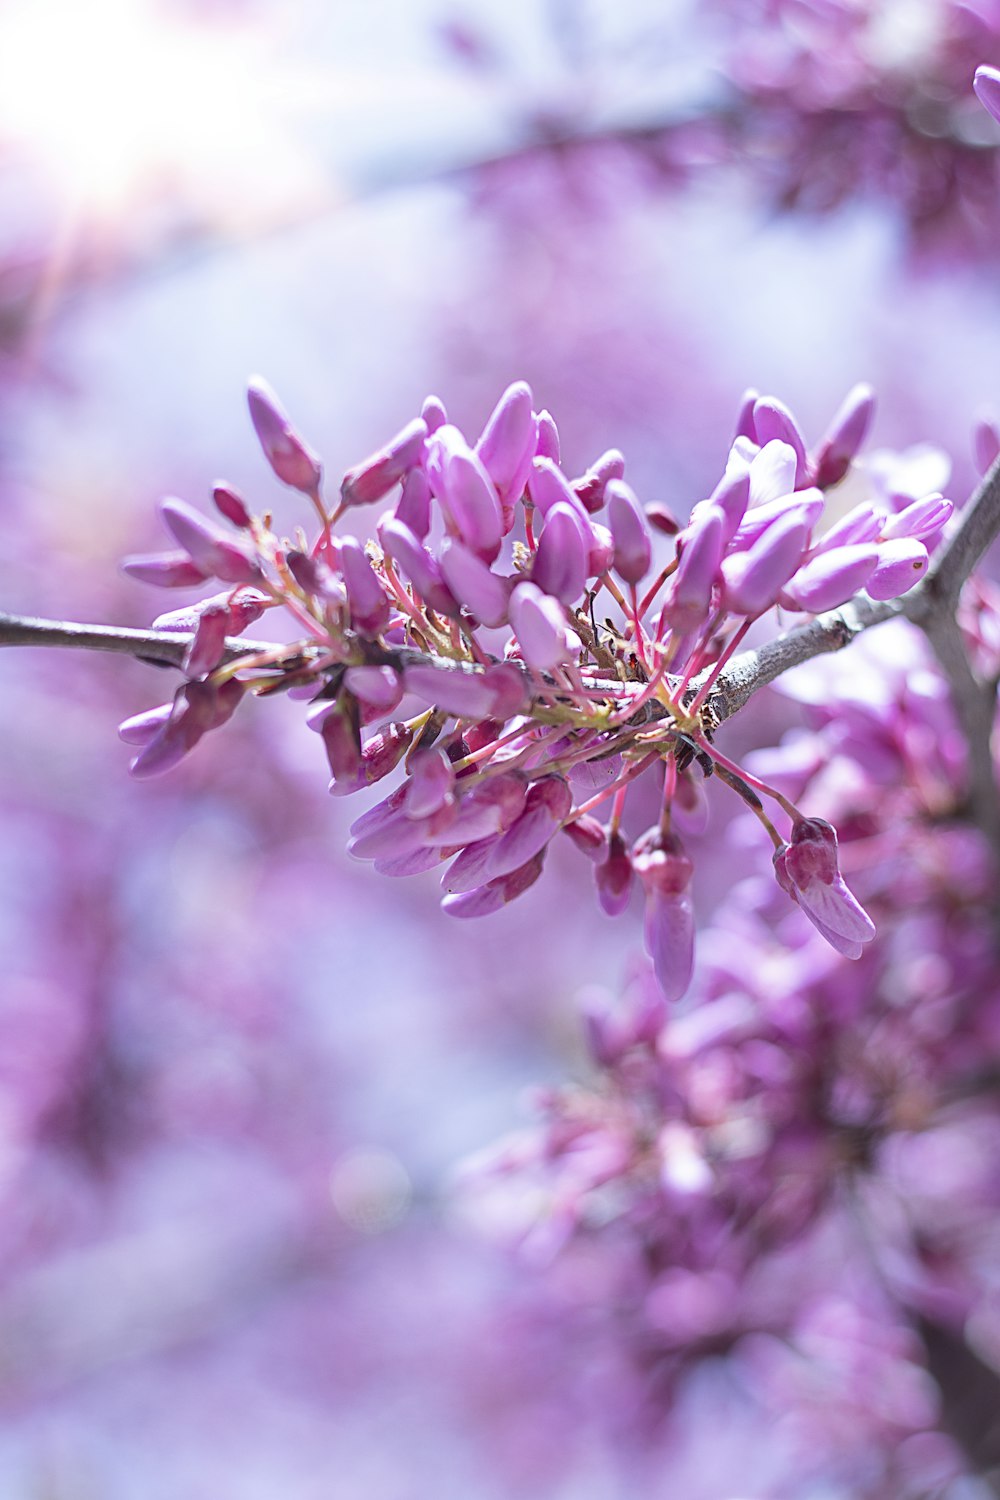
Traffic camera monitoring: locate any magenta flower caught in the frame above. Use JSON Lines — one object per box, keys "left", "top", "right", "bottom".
{"left": 509, "top": 583, "right": 580, "bottom": 670}
{"left": 159, "top": 497, "right": 262, "bottom": 585}
{"left": 811, "top": 383, "right": 875, "bottom": 489}
{"left": 572, "top": 449, "right": 626, "bottom": 514}
{"left": 340, "top": 417, "right": 428, "bottom": 510}
{"left": 783, "top": 543, "right": 879, "bottom": 613}
{"left": 606, "top": 479, "right": 652, "bottom": 585}
{"left": 531, "top": 501, "right": 588, "bottom": 605}
{"left": 246, "top": 376, "right": 322, "bottom": 495}
{"left": 773, "top": 817, "right": 876, "bottom": 958}
{"left": 474, "top": 380, "right": 535, "bottom": 504}
{"left": 632, "top": 828, "right": 695, "bottom": 1002}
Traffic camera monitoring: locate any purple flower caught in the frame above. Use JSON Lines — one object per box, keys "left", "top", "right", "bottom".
{"left": 661, "top": 504, "right": 724, "bottom": 634}
{"left": 606, "top": 479, "right": 652, "bottom": 585}
{"left": 402, "top": 661, "right": 502, "bottom": 720}
{"left": 811, "top": 384, "right": 875, "bottom": 489}
{"left": 441, "top": 852, "right": 545, "bottom": 918}
{"left": 595, "top": 830, "right": 633, "bottom": 916}
{"left": 531, "top": 501, "right": 588, "bottom": 605}
{"left": 246, "top": 377, "right": 322, "bottom": 495}
{"left": 753, "top": 397, "right": 809, "bottom": 487}
{"left": 474, "top": 381, "right": 536, "bottom": 505}
{"left": 572, "top": 449, "right": 626, "bottom": 514}
{"left": 120, "top": 550, "right": 210, "bottom": 588}
{"left": 773, "top": 817, "right": 876, "bottom": 958}
{"left": 438, "top": 538, "right": 510, "bottom": 628}
{"left": 126, "top": 678, "right": 244, "bottom": 778}
{"left": 211, "top": 483, "right": 251, "bottom": 529}
{"left": 509, "top": 583, "right": 580, "bottom": 670}
{"left": 866, "top": 538, "right": 929, "bottom": 600}
{"left": 340, "top": 417, "right": 428, "bottom": 510}
{"left": 632, "top": 828, "right": 695, "bottom": 1001}
{"left": 721, "top": 509, "right": 810, "bottom": 617}
{"left": 783, "top": 543, "right": 879, "bottom": 613}
{"left": 427, "top": 426, "right": 504, "bottom": 561}
{"left": 379, "top": 517, "right": 458, "bottom": 618}
{"left": 159, "top": 497, "right": 262, "bottom": 585}
{"left": 338, "top": 536, "right": 391, "bottom": 636}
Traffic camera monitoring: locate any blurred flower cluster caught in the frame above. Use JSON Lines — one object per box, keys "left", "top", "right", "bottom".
{"left": 461, "top": 606, "right": 1000, "bottom": 1492}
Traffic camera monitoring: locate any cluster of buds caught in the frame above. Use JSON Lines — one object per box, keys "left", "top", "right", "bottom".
{"left": 119, "top": 375, "right": 954, "bottom": 998}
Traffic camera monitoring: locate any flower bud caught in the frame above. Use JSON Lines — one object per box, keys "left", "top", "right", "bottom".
{"left": 340, "top": 418, "right": 428, "bottom": 510}
{"left": 753, "top": 396, "right": 808, "bottom": 487}
{"left": 607, "top": 480, "right": 652, "bottom": 585}
{"left": 247, "top": 377, "right": 322, "bottom": 495}
{"left": 531, "top": 501, "right": 588, "bottom": 605}
{"left": 438, "top": 538, "right": 510, "bottom": 627}
{"left": 159, "top": 497, "right": 262, "bottom": 585}
{"left": 782, "top": 543, "right": 878, "bottom": 613}
{"left": 812, "top": 383, "right": 875, "bottom": 489}
{"left": 572, "top": 449, "right": 625, "bottom": 514}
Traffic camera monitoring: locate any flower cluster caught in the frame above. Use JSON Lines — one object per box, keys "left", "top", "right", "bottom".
{"left": 120, "top": 377, "right": 954, "bottom": 998}
{"left": 460, "top": 613, "right": 1000, "bottom": 1484}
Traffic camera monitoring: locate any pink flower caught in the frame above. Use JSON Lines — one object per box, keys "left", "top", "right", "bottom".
{"left": 773, "top": 818, "right": 876, "bottom": 958}
{"left": 246, "top": 377, "right": 322, "bottom": 495}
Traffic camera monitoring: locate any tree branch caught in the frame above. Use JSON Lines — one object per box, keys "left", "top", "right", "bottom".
{"left": 3, "top": 451, "right": 999, "bottom": 836}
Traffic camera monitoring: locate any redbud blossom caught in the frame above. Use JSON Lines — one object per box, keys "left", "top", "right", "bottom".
{"left": 721, "top": 509, "right": 810, "bottom": 616}
{"left": 814, "top": 503, "right": 882, "bottom": 552}
{"left": 632, "top": 828, "right": 695, "bottom": 1002}
{"left": 403, "top": 748, "right": 455, "bottom": 820}
{"left": 783, "top": 544, "right": 879, "bottom": 613}
{"left": 595, "top": 831, "right": 633, "bottom": 916}
{"left": 811, "top": 383, "right": 875, "bottom": 489}
{"left": 343, "top": 665, "right": 403, "bottom": 714}
{"left": 532, "top": 502, "right": 588, "bottom": 604}
{"left": 973, "top": 64, "right": 1000, "bottom": 126}
{"left": 572, "top": 449, "right": 626, "bottom": 514}
{"left": 509, "top": 583, "right": 580, "bottom": 670}
{"left": 748, "top": 440, "right": 798, "bottom": 506}
{"left": 379, "top": 517, "right": 458, "bottom": 618}
{"left": 183, "top": 603, "right": 231, "bottom": 678}
{"left": 212, "top": 483, "right": 252, "bottom": 528}
{"left": 152, "top": 590, "right": 268, "bottom": 635}
{"left": 866, "top": 538, "right": 929, "bottom": 600}
{"left": 534, "top": 410, "right": 561, "bottom": 463}
{"left": 774, "top": 818, "right": 875, "bottom": 958}
{"left": 881, "top": 495, "right": 953, "bottom": 545}
{"left": 159, "top": 497, "right": 262, "bottom": 585}
{"left": 420, "top": 394, "right": 448, "bottom": 433}
{"left": 403, "top": 661, "right": 500, "bottom": 720}
{"left": 338, "top": 537, "right": 391, "bottom": 636}
{"left": 753, "top": 397, "right": 809, "bottom": 487}
{"left": 475, "top": 381, "right": 535, "bottom": 502}
{"left": 121, "top": 551, "right": 209, "bottom": 588}
{"left": 661, "top": 505, "right": 724, "bottom": 634}
{"left": 340, "top": 418, "right": 428, "bottom": 511}
{"left": 732, "top": 488, "right": 824, "bottom": 549}
{"left": 395, "top": 467, "right": 432, "bottom": 538}
{"left": 606, "top": 480, "right": 652, "bottom": 585}
{"left": 247, "top": 377, "right": 322, "bottom": 495}
{"left": 438, "top": 538, "right": 510, "bottom": 628}
{"left": 441, "top": 853, "right": 545, "bottom": 918}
